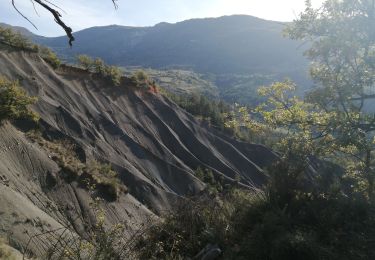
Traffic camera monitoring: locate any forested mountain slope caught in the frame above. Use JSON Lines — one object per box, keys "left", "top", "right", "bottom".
{"left": 35, "top": 15, "right": 307, "bottom": 76}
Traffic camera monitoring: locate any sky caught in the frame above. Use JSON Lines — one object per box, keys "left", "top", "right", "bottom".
{"left": 1, "top": 0, "right": 325, "bottom": 37}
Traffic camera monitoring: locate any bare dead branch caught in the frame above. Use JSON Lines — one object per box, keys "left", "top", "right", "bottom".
{"left": 32, "top": 0, "right": 75, "bottom": 46}
{"left": 29, "top": 0, "right": 40, "bottom": 17}
{"left": 12, "top": 0, "right": 38, "bottom": 29}
{"left": 112, "top": 0, "right": 119, "bottom": 9}
{"left": 43, "top": 0, "right": 67, "bottom": 15}
{"left": 11, "top": 0, "right": 119, "bottom": 46}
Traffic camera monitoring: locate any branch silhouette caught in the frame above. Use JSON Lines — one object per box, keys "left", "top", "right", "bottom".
{"left": 11, "top": 0, "right": 119, "bottom": 46}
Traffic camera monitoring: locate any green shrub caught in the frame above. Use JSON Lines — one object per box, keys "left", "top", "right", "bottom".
{"left": 93, "top": 58, "right": 105, "bottom": 74}
{"left": 138, "top": 162, "right": 375, "bottom": 260}
{"left": 31, "top": 44, "right": 39, "bottom": 53}
{"left": 84, "top": 161, "right": 127, "bottom": 201}
{"left": 195, "top": 167, "right": 224, "bottom": 194}
{"left": 0, "top": 26, "right": 62, "bottom": 69}
{"left": 136, "top": 190, "right": 254, "bottom": 259}
{"left": 0, "top": 76, "right": 39, "bottom": 123}
{"left": 104, "top": 65, "right": 122, "bottom": 86}
{"left": 134, "top": 70, "right": 148, "bottom": 82}
{"left": 131, "top": 70, "right": 150, "bottom": 89}
{"left": 39, "top": 47, "right": 61, "bottom": 69}
{"left": 77, "top": 55, "right": 94, "bottom": 71}
{"left": 0, "top": 26, "right": 34, "bottom": 51}
{"left": 76, "top": 55, "right": 123, "bottom": 86}
{"left": 160, "top": 88, "right": 231, "bottom": 130}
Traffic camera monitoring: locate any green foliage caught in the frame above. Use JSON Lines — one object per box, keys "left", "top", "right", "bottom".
{"left": 77, "top": 55, "right": 123, "bottom": 86}
{"left": 131, "top": 70, "right": 151, "bottom": 89}
{"left": 103, "top": 65, "right": 122, "bottom": 86}
{"left": 194, "top": 167, "right": 224, "bottom": 194}
{"left": 39, "top": 46, "right": 61, "bottom": 69}
{"left": 84, "top": 203, "right": 125, "bottom": 259}
{"left": 84, "top": 161, "right": 127, "bottom": 201}
{"left": 0, "top": 76, "right": 39, "bottom": 123}
{"left": 133, "top": 70, "right": 148, "bottom": 82}
{"left": 136, "top": 191, "right": 243, "bottom": 259}
{"left": 77, "top": 54, "right": 94, "bottom": 70}
{"left": 161, "top": 88, "right": 231, "bottom": 130}
{"left": 215, "top": 73, "right": 273, "bottom": 105}
{"left": 254, "top": 80, "right": 336, "bottom": 156}
{"left": 299, "top": 0, "right": 375, "bottom": 197}
{"left": 236, "top": 0, "right": 375, "bottom": 199}
{"left": 138, "top": 170, "right": 375, "bottom": 259}
{"left": 0, "top": 26, "right": 62, "bottom": 70}
{"left": 138, "top": 2, "right": 375, "bottom": 259}
{"left": 0, "top": 26, "right": 35, "bottom": 51}
{"left": 93, "top": 58, "right": 105, "bottom": 74}
{"left": 222, "top": 103, "right": 275, "bottom": 144}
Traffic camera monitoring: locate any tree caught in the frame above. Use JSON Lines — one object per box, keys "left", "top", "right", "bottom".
{"left": 247, "top": 0, "right": 375, "bottom": 199}
{"left": 288, "top": 0, "right": 375, "bottom": 198}
{"left": 11, "top": 0, "right": 119, "bottom": 46}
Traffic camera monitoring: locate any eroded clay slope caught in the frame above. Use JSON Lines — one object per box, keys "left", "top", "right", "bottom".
{"left": 0, "top": 49, "right": 277, "bottom": 257}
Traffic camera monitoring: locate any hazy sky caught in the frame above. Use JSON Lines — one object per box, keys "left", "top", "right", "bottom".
{"left": 1, "top": 0, "right": 324, "bottom": 37}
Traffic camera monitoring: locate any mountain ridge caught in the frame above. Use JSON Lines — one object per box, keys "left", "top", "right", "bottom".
{"left": 27, "top": 15, "right": 308, "bottom": 75}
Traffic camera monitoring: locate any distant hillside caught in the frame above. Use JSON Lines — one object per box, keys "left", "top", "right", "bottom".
{"left": 33, "top": 15, "right": 308, "bottom": 75}
{"left": 1, "top": 15, "right": 310, "bottom": 105}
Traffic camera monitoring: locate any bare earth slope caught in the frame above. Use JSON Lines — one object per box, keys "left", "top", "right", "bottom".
{"left": 0, "top": 49, "right": 277, "bottom": 257}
